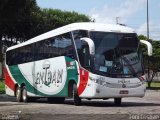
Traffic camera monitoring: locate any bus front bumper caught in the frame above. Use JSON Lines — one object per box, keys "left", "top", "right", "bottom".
{"left": 80, "top": 81, "right": 146, "bottom": 99}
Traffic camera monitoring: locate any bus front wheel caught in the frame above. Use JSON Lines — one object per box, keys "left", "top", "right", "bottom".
{"left": 15, "top": 86, "right": 22, "bottom": 102}
{"left": 114, "top": 98, "right": 122, "bottom": 106}
{"left": 73, "top": 84, "right": 81, "bottom": 106}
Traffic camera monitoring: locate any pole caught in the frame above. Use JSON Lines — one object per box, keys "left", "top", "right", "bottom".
{"left": 147, "top": 0, "right": 150, "bottom": 83}
{"left": 147, "top": 0, "right": 149, "bottom": 40}
{"left": 116, "top": 17, "right": 120, "bottom": 24}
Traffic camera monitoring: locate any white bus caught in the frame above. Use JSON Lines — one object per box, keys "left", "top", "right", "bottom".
{"left": 5, "top": 22, "right": 152, "bottom": 106}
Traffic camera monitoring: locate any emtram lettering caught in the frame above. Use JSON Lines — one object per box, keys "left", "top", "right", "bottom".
{"left": 35, "top": 69, "right": 63, "bottom": 86}
{"left": 57, "top": 70, "right": 63, "bottom": 83}
{"left": 51, "top": 71, "right": 56, "bottom": 83}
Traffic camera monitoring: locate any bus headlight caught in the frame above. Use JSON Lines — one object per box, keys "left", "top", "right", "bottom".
{"left": 101, "top": 81, "right": 107, "bottom": 86}
{"left": 89, "top": 76, "right": 106, "bottom": 86}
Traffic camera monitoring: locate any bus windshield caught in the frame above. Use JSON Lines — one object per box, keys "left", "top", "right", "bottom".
{"left": 90, "top": 31, "right": 144, "bottom": 78}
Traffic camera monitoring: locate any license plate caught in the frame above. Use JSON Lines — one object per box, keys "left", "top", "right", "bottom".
{"left": 119, "top": 90, "right": 129, "bottom": 94}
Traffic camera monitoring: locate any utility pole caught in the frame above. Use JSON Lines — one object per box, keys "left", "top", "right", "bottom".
{"left": 147, "top": 0, "right": 150, "bottom": 84}
{"left": 116, "top": 17, "right": 120, "bottom": 24}
{"left": 147, "top": 0, "right": 149, "bottom": 40}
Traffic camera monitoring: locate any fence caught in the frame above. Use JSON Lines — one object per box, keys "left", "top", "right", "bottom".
{"left": 152, "top": 72, "right": 160, "bottom": 82}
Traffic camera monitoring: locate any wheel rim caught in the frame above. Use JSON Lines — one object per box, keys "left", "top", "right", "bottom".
{"left": 16, "top": 88, "right": 20, "bottom": 99}
{"left": 23, "top": 89, "right": 27, "bottom": 101}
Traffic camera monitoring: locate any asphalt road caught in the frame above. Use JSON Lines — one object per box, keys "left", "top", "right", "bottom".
{"left": 0, "top": 90, "right": 160, "bottom": 120}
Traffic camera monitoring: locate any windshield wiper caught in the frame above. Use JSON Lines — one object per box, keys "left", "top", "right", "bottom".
{"left": 121, "top": 56, "right": 136, "bottom": 76}
{"left": 121, "top": 56, "right": 143, "bottom": 80}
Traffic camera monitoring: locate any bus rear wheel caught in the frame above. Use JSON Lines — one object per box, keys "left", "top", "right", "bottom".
{"left": 15, "top": 86, "right": 22, "bottom": 102}
{"left": 22, "top": 86, "right": 29, "bottom": 103}
{"left": 114, "top": 98, "right": 122, "bottom": 106}
{"left": 73, "top": 84, "right": 81, "bottom": 106}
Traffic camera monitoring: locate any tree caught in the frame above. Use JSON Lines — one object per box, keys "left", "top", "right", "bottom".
{"left": 138, "top": 34, "right": 147, "bottom": 40}
{"left": 138, "top": 35, "right": 160, "bottom": 88}
{"left": 0, "top": 1, "right": 91, "bottom": 46}
{"left": 0, "top": 0, "right": 39, "bottom": 61}
{"left": 0, "top": 0, "right": 91, "bottom": 79}
{"left": 37, "top": 9, "right": 91, "bottom": 34}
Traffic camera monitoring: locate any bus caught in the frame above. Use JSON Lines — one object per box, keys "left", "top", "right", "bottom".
{"left": 5, "top": 22, "right": 152, "bottom": 106}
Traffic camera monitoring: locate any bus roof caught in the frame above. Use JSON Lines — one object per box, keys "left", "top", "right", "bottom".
{"left": 7, "top": 22, "right": 135, "bottom": 51}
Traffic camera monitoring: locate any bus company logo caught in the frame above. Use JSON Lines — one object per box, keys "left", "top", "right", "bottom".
{"left": 66, "top": 61, "right": 76, "bottom": 70}
{"left": 35, "top": 61, "right": 63, "bottom": 87}
{"left": 122, "top": 84, "right": 126, "bottom": 88}
{"left": 118, "top": 79, "right": 130, "bottom": 88}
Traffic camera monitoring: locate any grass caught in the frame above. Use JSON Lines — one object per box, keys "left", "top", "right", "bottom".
{"left": 0, "top": 80, "right": 5, "bottom": 94}
{"left": 146, "top": 82, "right": 160, "bottom": 88}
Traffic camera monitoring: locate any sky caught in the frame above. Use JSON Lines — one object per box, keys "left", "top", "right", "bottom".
{"left": 37, "top": 0, "right": 160, "bottom": 40}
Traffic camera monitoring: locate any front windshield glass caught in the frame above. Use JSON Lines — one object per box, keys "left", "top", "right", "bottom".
{"left": 90, "top": 31, "right": 144, "bottom": 78}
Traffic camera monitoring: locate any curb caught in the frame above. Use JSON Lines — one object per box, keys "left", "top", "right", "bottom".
{"left": 146, "top": 89, "right": 160, "bottom": 92}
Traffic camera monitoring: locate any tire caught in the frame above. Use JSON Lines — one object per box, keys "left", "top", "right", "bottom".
{"left": 73, "top": 84, "right": 81, "bottom": 106}
{"left": 15, "top": 86, "right": 22, "bottom": 102}
{"left": 22, "top": 86, "right": 29, "bottom": 103}
{"left": 114, "top": 98, "right": 122, "bottom": 106}
{"left": 48, "top": 97, "right": 65, "bottom": 104}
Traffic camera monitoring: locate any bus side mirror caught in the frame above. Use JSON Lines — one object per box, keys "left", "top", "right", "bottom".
{"left": 82, "top": 45, "right": 90, "bottom": 68}
{"left": 80, "top": 38, "right": 95, "bottom": 70}
{"left": 140, "top": 40, "right": 153, "bottom": 56}
{"left": 80, "top": 38, "right": 95, "bottom": 55}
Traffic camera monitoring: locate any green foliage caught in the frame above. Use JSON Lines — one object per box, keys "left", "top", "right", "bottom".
{"left": 0, "top": 80, "right": 5, "bottom": 94}
{"left": 38, "top": 9, "right": 91, "bottom": 33}
{"left": 146, "top": 82, "right": 160, "bottom": 88}
{"left": 149, "top": 41, "right": 160, "bottom": 71}
{"left": 0, "top": 0, "right": 38, "bottom": 39}
{"left": 138, "top": 34, "right": 147, "bottom": 40}
{"left": 138, "top": 35, "right": 160, "bottom": 72}
{"left": 0, "top": 1, "right": 91, "bottom": 44}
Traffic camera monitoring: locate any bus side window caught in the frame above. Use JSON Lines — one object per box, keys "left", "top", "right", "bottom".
{"left": 34, "top": 37, "right": 60, "bottom": 61}
{"left": 35, "top": 41, "right": 44, "bottom": 61}
{"left": 6, "top": 51, "right": 12, "bottom": 65}
{"left": 13, "top": 49, "right": 19, "bottom": 65}
{"left": 45, "top": 37, "right": 59, "bottom": 58}
{"left": 57, "top": 33, "right": 74, "bottom": 59}
{"left": 17, "top": 48, "right": 22, "bottom": 64}
{"left": 24, "top": 44, "right": 34, "bottom": 63}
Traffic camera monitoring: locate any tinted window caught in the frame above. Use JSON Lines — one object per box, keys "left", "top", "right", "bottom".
{"left": 34, "top": 32, "right": 74, "bottom": 61}
{"left": 6, "top": 32, "right": 75, "bottom": 65}
{"left": 57, "top": 33, "right": 74, "bottom": 58}
{"left": 73, "top": 30, "right": 88, "bottom": 40}
{"left": 6, "top": 44, "right": 34, "bottom": 65}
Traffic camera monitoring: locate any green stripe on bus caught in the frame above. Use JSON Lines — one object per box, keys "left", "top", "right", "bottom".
{"left": 9, "top": 65, "right": 66, "bottom": 97}
{"left": 8, "top": 57, "right": 78, "bottom": 97}
{"left": 65, "top": 57, "right": 78, "bottom": 84}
